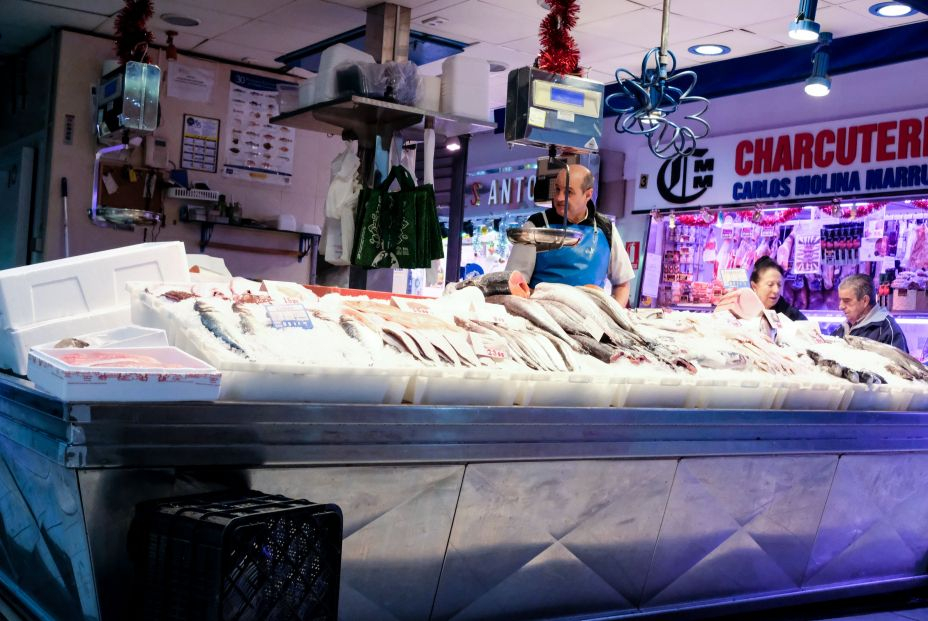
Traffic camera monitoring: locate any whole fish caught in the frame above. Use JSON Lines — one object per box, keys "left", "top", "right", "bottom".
{"left": 486, "top": 295, "right": 576, "bottom": 347}
{"left": 453, "top": 270, "right": 530, "bottom": 298}
{"left": 579, "top": 285, "right": 647, "bottom": 342}
{"left": 532, "top": 283, "right": 639, "bottom": 347}
{"left": 473, "top": 320, "right": 539, "bottom": 369}
{"left": 528, "top": 327, "right": 578, "bottom": 372}
{"left": 533, "top": 298, "right": 599, "bottom": 339}
{"left": 572, "top": 334, "right": 621, "bottom": 364}
{"left": 194, "top": 300, "right": 249, "bottom": 357}
{"left": 340, "top": 316, "right": 384, "bottom": 355}
{"left": 844, "top": 335, "right": 928, "bottom": 382}
{"left": 232, "top": 302, "right": 264, "bottom": 335}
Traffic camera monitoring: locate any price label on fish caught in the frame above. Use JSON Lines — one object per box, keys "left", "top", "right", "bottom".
{"left": 265, "top": 304, "right": 314, "bottom": 329}
{"left": 469, "top": 333, "right": 507, "bottom": 360}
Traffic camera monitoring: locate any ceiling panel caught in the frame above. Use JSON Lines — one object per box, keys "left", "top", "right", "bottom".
{"left": 840, "top": 0, "right": 928, "bottom": 26}
{"left": 0, "top": 1, "right": 110, "bottom": 52}
{"left": 21, "top": 0, "right": 122, "bottom": 15}
{"left": 213, "top": 19, "right": 330, "bottom": 54}
{"left": 325, "top": 0, "right": 440, "bottom": 7}
{"left": 90, "top": 0, "right": 252, "bottom": 39}
{"left": 673, "top": 28, "right": 784, "bottom": 68}
{"left": 575, "top": 7, "right": 729, "bottom": 48}
{"left": 670, "top": 0, "right": 800, "bottom": 29}
{"left": 410, "top": 0, "right": 469, "bottom": 18}
{"left": 93, "top": 18, "right": 207, "bottom": 50}
{"left": 413, "top": 0, "right": 541, "bottom": 44}
{"left": 193, "top": 39, "right": 286, "bottom": 67}
{"left": 174, "top": 0, "right": 295, "bottom": 19}
{"left": 261, "top": 0, "right": 365, "bottom": 36}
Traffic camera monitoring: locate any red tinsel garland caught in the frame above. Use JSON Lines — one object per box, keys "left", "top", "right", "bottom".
{"left": 114, "top": 0, "right": 154, "bottom": 64}
{"left": 537, "top": 0, "right": 581, "bottom": 76}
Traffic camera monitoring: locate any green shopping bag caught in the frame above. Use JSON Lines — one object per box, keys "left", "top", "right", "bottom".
{"left": 352, "top": 166, "right": 443, "bottom": 269}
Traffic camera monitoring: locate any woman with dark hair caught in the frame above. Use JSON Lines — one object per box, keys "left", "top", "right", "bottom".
{"left": 750, "top": 256, "right": 807, "bottom": 321}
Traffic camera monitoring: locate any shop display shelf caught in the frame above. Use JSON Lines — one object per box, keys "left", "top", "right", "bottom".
{"left": 270, "top": 95, "right": 495, "bottom": 143}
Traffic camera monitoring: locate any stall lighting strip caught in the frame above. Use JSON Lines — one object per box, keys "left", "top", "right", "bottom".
{"left": 804, "top": 313, "right": 928, "bottom": 325}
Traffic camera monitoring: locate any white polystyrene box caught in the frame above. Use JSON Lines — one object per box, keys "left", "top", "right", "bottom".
{"left": 0, "top": 306, "right": 131, "bottom": 375}
{"left": 439, "top": 56, "right": 489, "bottom": 119}
{"left": 0, "top": 242, "right": 188, "bottom": 330}
{"left": 692, "top": 372, "right": 780, "bottom": 410}
{"left": 407, "top": 367, "right": 517, "bottom": 406}
{"left": 845, "top": 383, "right": 911, "bottom": 412}
{"left": 316, "top": 44, "right": 375, "bottom": 103}
{"left": 28, "top": 346, "right": 220, "bottom": 402}
{"left": 778, "top": 377, "right": 847, "bottom": 411}
{"left": 519, "top": 371, "right": 615, "bottom": 408}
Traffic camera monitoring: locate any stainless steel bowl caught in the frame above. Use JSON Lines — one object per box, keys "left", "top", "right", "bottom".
{"left": 506, "top": 227, "right": 582, "bottom": 252}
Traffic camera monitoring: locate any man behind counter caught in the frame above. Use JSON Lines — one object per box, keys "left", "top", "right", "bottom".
{"left": 505, "top": 164, "right": 635, "bottom": 305}
{"left": 832, "top": 273, "right": 908, "bottom": 352}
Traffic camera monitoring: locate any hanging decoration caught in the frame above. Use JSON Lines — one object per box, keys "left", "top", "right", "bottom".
{"left": 604, "top": 0, "right": 710, "bottom": 159}
{"left": 114, "top": 0, "right": 155, "bottom": 64}
{"left": 537, "top": 0, "right": 581, "bottom": 76}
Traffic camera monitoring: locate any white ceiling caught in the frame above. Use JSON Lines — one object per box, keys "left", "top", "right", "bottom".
{"left": 3, "top": 0, "right": 926, "bottom": 110}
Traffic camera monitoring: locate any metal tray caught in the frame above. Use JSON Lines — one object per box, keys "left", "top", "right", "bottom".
{"left": 90, "top": 207, "right": 162, "bottom": 229}
{"left": 506, "top": 227, "right": 582, "bottom": 252}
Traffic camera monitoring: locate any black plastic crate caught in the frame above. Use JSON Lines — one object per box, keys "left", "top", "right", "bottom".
{"left": 129, "top": 490, "right": 342, "bottom": 621}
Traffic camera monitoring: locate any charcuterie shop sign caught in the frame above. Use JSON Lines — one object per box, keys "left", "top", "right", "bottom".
{"left": 633, "top": 107, "right": 928, "bottom": 212}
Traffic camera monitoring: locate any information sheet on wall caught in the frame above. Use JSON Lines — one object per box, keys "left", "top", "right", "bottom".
{"left": 223, "top": 71, "right": 296, "bottom": 186}
{"left": 181, "top": 114, "right": 219, "bottom": 172}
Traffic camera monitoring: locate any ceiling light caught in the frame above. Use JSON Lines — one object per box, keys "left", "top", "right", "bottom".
{"left": 688, "top": 44, "right": 731, "bottom": 56}
{"left": 804, "top": 32, "right": 832, "bottom": 97}
{"left": 869, "top": 2, "right": 917, "bottom": 17}
{"left": 446, "top": 136, "right": 461, "bottom": 152}
{"left": 161, "top": 13, "right": 201, "bottom": 28}
{"left": 789, "top": 0, "right": 821, "bottom": 41}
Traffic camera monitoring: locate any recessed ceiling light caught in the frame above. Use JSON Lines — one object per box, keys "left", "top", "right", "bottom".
{"left": 488, "top": 60, "right": 508, "bottom": 73}
{"left": 161, "top": 13, "right": 201, "bottom": 28}
{"left": 688, "top": 44, "right": 731, "bottom": 56}
{"left": 868, "top": 2, "right": 916, "bottom": 17}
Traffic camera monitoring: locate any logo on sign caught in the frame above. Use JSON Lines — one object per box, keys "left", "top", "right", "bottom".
{"left": 657, "top": 148, "right": 715, "bottom": 204}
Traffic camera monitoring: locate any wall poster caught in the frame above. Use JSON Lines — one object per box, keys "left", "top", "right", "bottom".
{"left": 181, "top": 114, "right": 220, "bottom": 173}
{"left": 223, "top": 70, "right": 296, "bottom": 186}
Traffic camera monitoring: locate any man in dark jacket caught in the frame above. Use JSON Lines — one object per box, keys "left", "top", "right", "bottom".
{"left": 832, "top": 273, "right": 908, "bottom": 352}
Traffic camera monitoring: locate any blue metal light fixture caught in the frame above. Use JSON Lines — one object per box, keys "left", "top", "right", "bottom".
{"left": 789, "top": 0, "right": 822, "bottom": 41}
{"left": 605, "top": 0, "right": 710, "bottom": 159}
{"left": 869, "top": 2, "right": 917, "bottom": 17}
{"left": 804, "top": 31, "right": 833, "bottom": 96}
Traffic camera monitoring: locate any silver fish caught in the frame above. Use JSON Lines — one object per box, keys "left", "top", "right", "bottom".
{"left": 486, "top": 295, "right": 575, "bottom": 347}
{"left": 844, "top": 335, "right": 928, "bottom": 382}
{"left": 533, "top": 299, "right": 599, "bottom": 339}
{"left": 473, "top": 320, "right": 538, "bottom": 369}
{"left": 54, "top": 337, "right": 89, "bottom": 348}
{"left": 195, "top": 300, "right": 249, "bottom": 357}
{"left": 572, "top": 334, "right": 621, "bottom": 363}
{"left": 232, "top": 302, "right": 264, "bottom": 335}
{"left": 528, "top": 327, "right": 578, "bottom": 372}
{"left": 577, "top": 285, "right": 647, "bottom": 342}
{"left": 531, "top": 283, "right": 639, "bottom": 348}
{"left": 340, "top": 316, "right": 383, "bottom": 355}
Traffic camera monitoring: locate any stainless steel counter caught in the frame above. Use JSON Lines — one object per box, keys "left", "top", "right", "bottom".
{"left": 3, "top": 374, "right": 928, "bottom": 620}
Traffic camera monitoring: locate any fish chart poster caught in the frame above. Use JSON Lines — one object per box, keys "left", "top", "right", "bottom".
{"left": 181, "top": 114, "right": 220, "bottom": 173}
{"left": 223, "top": 71, "right": 296, "bottom": 186}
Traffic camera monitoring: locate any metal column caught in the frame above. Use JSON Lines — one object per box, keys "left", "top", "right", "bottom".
{"left": 445, "top": 133, "right": 469, "bottom": 283}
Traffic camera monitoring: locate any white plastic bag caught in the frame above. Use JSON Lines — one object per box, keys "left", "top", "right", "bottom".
{"left": 323, "top": 142, "right": 361, "bottom": 265}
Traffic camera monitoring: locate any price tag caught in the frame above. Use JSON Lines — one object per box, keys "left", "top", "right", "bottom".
{"left": 585, "top": 318, "right": 605, "bottom": 342}
{"left": 265, "top": 304, "right": 314, "bottom": 329}
{"left": 469, "top": 333, "right": 507, "bottom": 360}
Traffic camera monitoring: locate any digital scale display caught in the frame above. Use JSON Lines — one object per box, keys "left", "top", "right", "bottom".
{"left": 549, "top": 85, "right": 585, "bottom": 108}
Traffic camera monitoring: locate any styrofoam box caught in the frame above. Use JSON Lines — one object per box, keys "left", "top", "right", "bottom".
{"left": 28, "top": 347, "right": 220, "bottom": 402}
{"left": 778, "top": 376, "right": 848, "bottom": 411}
{"left": 845, "top": 383, "right": 912, "bottom": 412}
{"left": 0, "top": 306, "right": 130, "bottom": 375}
{"left": 907, "top": 384, "right": 928, "bottom": 411}
{"left": 406, "top": 367, "right": 518, "bottom": 406}
{"left": 620, "top": 372, "right": 697, "bottom": 409}
{"left": 691, "top": 372, "right": 782, "bottom": 410}
{"left": 0, "top": 242, "right": 188, "bottom": 330}
{"left": 517, "top": 371, "right": 616, "bottom": 408}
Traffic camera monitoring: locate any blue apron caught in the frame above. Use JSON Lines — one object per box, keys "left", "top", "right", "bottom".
{"left": 529, "top": 212, "right": 611, "bottom": 288}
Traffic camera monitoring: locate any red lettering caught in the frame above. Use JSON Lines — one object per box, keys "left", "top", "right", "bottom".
{"left": 923, "top": 116, "right": 928, "bottom": 157}
{"left": 836, "top": 127, "right": 857, "bottom": 165}
{"left": 899, "top": 118, "right": 921, "bottom": 159}
{"left": 754, "top": 137, "right": 773, "bottom": 174}
{"left": 735, "top": 140, "right": 753, "bottom": 176}
{"left": 858, "top": 123, "right": 878, "bottom": 163}
{"left": 793, "top": 132, "right": 814, "bottom": 169}
{"left": 772, "top": 135, "right": 792, "bottom": 172}
{"left": 814, "top": 129, "right": 835, "bottom": 168}
{"left": 876, "top": 121, "right": 897, "bottom": 161}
